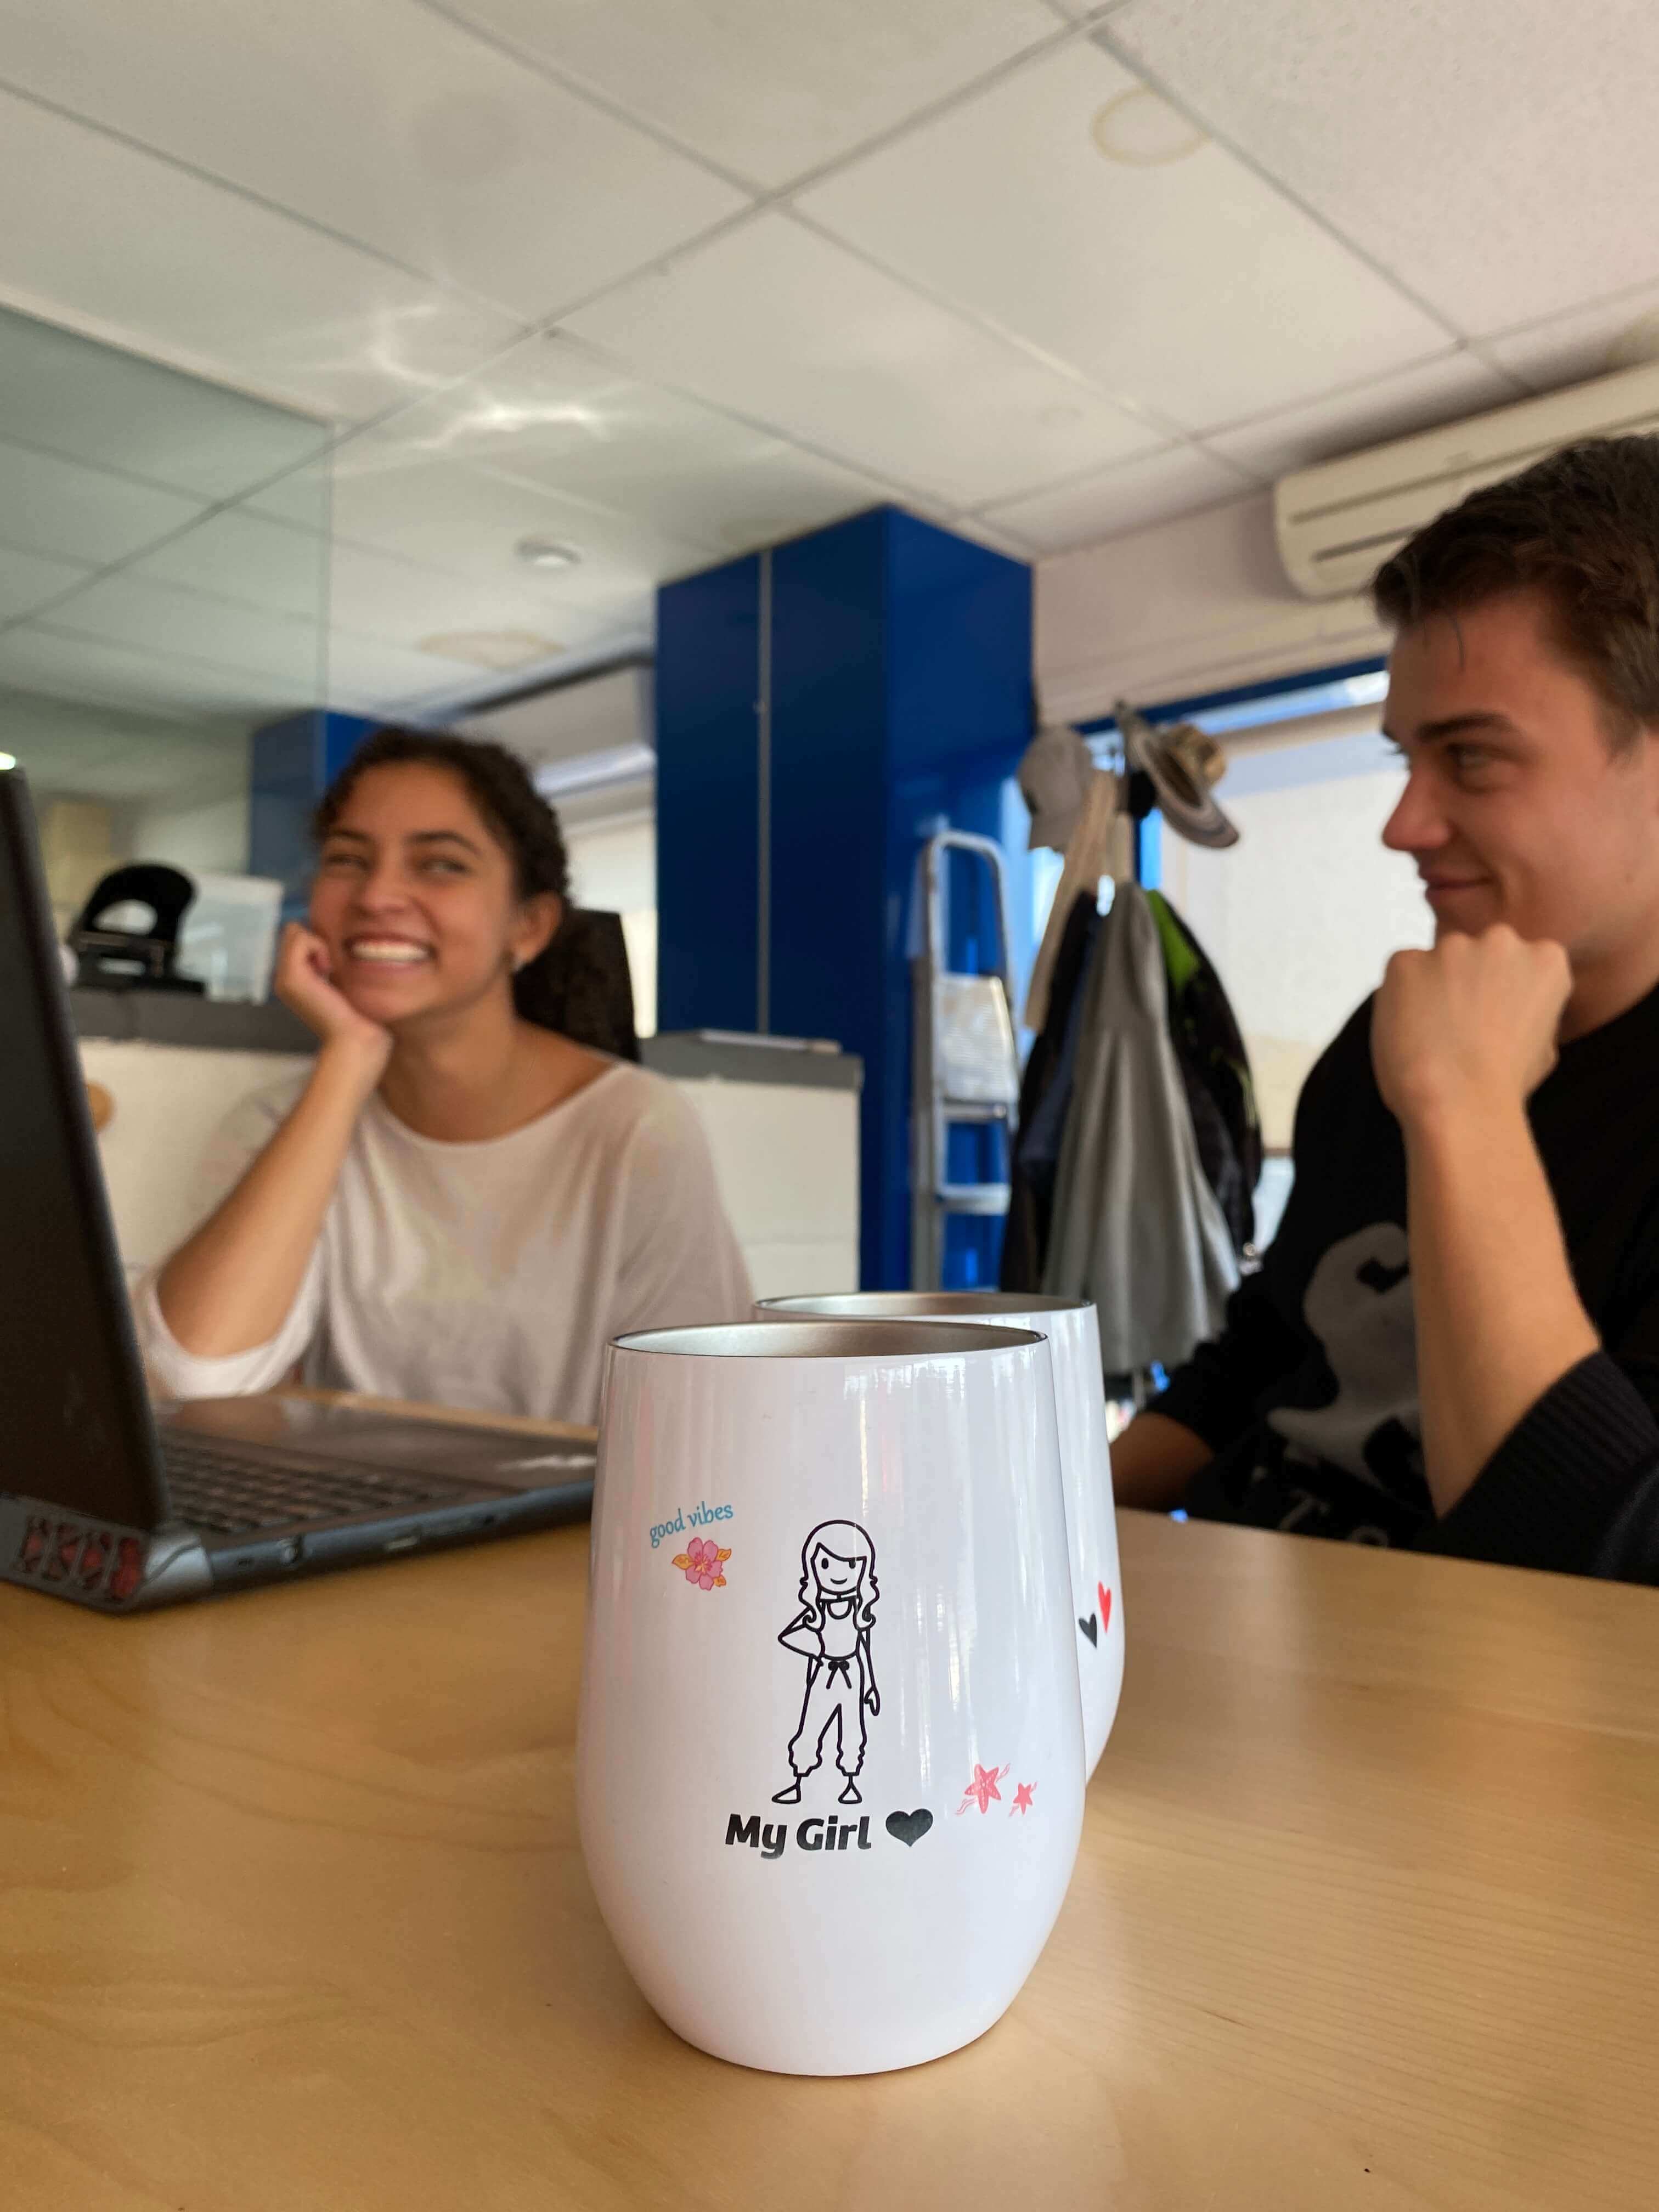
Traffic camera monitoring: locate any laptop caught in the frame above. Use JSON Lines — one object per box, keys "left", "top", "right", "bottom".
{"left": 0, "top": 766, "right": 596, "bottom": 1613}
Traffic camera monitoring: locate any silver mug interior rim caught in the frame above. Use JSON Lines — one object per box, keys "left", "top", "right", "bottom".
{"left": 756, "top": 1290, "right": 1090, "bottom": 1319}
{"left": 612, "top": 1319, "right": 1045, "bottom": 1362}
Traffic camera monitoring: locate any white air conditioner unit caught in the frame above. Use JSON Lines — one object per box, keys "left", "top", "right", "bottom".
{"left": 1274, "top": 359, "right": 1659, "bottom": 600}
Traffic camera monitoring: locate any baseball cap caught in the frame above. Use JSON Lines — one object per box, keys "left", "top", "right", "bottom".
{"left": 1017, "top": 723, "right": 1096, "bottom": 851}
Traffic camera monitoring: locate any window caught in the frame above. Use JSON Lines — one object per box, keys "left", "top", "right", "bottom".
{"left": 1152, "top": 671, "right": 1430, "bottom": 1154}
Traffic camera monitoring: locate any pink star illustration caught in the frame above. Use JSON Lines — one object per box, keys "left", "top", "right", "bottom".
{"left": 1009, "top": 1781, "right": 1036, "bottom": 1816}
{"left": 956, "top": 1763, "right": 1009, "bottom": 1816}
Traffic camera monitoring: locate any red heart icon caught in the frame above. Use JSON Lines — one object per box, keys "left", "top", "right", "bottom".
{"left": 1098, "top": 1583, "right": 1112, "bottom": 1634}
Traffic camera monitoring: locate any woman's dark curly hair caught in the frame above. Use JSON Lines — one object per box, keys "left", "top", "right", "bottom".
{"left": 312, "top": 725, "right": 583, "bottom": 1034}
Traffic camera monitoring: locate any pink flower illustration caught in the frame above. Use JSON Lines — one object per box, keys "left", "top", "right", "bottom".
{"left": 672, "top": 1535, "right": 731, "bottom": 1590}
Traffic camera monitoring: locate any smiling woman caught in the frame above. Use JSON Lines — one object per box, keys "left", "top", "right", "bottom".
{"left": 136, "top": 729, "right": 752, "bottom": 1426}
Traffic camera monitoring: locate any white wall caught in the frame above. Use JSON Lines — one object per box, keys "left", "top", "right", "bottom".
{"left": 79, "top": 1040, "right": 309, "bottom": 1274}
{"left": 129, "top": 788, "right": 251, "bottom": 876}
{"left": 564, "top": 808, "right": 658, "bottom": 1037}
{"left": 677, "top": 1079, "right": 859, "bottom": 1300}
{"left": 1035, "top": 489, "right": 1388, "bottom": 725}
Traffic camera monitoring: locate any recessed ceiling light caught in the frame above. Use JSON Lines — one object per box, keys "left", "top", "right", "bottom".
{"left": 419, "top": 631, "right": 563, "bottom": 671}
{"left": 1091, "top": 89, "right": 1206, "bottom": 166}
{"left": 515, "top": 535, "right": 583, "bottom": 570}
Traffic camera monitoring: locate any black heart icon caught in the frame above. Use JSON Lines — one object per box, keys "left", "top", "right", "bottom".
{"left": 1078, "top": 1612, "right": 1099, "bottom": 1647}
{"left": 885, "top": 1808, "right": 934, "bottom": 1848}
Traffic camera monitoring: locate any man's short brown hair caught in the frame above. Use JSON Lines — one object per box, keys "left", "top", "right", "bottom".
{"left": 1372, "top": 434, "right": 1659, "bottom": 747}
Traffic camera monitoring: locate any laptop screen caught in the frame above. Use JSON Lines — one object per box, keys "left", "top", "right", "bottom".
{"left": 0, "top": 771, "right": 165, "bottom": 1526}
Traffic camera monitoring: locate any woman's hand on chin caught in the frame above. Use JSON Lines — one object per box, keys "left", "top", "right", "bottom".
{"left": 276, "top": 923, "right": 394, "bottom": 1082}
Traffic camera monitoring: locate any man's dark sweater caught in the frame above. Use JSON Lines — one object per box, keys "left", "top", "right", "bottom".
{"left": 1153, "top": 981, "right": 1659, "bottom": 1582}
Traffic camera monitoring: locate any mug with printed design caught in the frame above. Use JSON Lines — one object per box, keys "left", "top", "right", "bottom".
{"left": 577, "top": 1319, "right": 1085, "bottom": 2076}
{"left": 760, "top": 1293, "right": 1124, "bottom": 1777}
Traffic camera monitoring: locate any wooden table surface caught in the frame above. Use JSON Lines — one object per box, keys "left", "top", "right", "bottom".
{"left": 3, "top": 1476, "right": 1657, "bottom": 2210}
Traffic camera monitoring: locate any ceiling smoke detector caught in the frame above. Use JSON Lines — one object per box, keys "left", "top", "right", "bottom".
{"left": 1090, "top": 88, "right": 1207, "bottom": 166}
{"left": 515, "top": 536, "right": 583, "bottom": 570}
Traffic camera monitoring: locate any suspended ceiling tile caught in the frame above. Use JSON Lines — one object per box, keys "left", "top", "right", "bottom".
{"left": 125, "top": 507, "right": 331, "bottom": 624}
{"left": 591, "top": 443, "right": 892, "bottom": 559}
{"left": 341, "top": 331, "right": 635, "bottom": 463}
{"left": 0, "top": 687, "right": 191, "bottom": 775}
{"left": 0, "top": 0, "right": 745, "bottom": 324}
{"left": 440, "top": 0, "right": 1062, "bottom": 187}
{"left": 0, "top": 87, "right": 523, "bottom": 422}
{"left": 1483, "top": 282, "right": 1659, "bottom": 394}
{"left": 799, "top": 42, "right": 1446, "bottom": 434}
{"left": 0, "top": 438, "right": 205, "bottom": 566}
{"left": 116, "top": 744, "right": 252, "bottom": 804}
{"left": 358, "top": 332, "right": 895, "bottom": 550}
{"left": 1111, "top": 0, "right": 1659, "bottom": 336}
{"left": 981, "top": 439, "right": 1250, "bottom": 553}
{"left": 945, "top": 512, "right": 1042, "bottom": 560}
{"left": 0, "top": 622, "right": 308, "bottom": 719}
{"left": 1206, "top": 351, "right": 1526, "bottom": 483}
{"left": 243, "top": 464, "right": 334, "bottom": 534}
{"left": 565, "top": 213, "right": 1165, "bottom": 506}
{"left": 348, "top": 335, "right": 752, "bottom": 523}
{"left": 0, "top": 302, "right": 329, "bottom": 501}
{"left": 323, "top": 628, "right": 559, "bottom": 713}
{"left": 330, "top": 447, "right": 716, "bottom": 598}
{"left": 42, "top": 572, "right": 325, "bottom": 691}
{"left": 486, "top": 435, "right": 893, "bottom": 560}
{"left": 380, "top": 610, "right": 656, "bottom": 721}
{"left": 5, "top": 710, "right": 249, "bottom": 803}
{"left": 0, "top": 543, "right": 98, "bottom": 622}
{"left": 328, "top": 538, "right": 588, "bottom": 653}
{"left": 18, "top": 748, "right": 178, "bottom": 802}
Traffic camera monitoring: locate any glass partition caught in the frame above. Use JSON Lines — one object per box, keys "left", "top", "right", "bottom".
{"left": 0, "top": 302, "right": 330, "bottom": 933}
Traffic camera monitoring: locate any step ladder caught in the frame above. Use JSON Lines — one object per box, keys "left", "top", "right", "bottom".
{"left": 910, "top": 830, "right": 1021, "bottom": 1292}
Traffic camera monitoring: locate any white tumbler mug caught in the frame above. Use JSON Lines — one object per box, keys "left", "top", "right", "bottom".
{"left": 760, "top": 1293, "right": 1124, "bottom": 1777}
{"left": 578, "top": 1319, "right": 1085, "bottom": 2076}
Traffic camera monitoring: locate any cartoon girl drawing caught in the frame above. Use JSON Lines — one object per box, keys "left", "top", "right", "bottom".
{"left": 772, "top": 1520, "right": 881, "bottom": 1807}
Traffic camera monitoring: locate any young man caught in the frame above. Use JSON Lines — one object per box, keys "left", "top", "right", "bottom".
{"left": 1111, "top": 435, "right": 1659, "bottom": 1583}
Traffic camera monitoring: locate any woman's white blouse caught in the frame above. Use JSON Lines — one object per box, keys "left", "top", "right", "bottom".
{"left": 136, "top": 1063, "right": 753, "bottom": 1426}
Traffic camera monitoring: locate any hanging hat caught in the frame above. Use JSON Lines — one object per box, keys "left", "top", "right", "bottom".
{"left": 1017, "top": 723, "right": 1096, "bottom": 852}
{"left": 1115, "top": 699, "right": 1239, "bottom": 850}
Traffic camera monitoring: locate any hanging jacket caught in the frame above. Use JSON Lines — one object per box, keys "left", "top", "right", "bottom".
{"left": 1146, "top": 891, "right": 1262, "bottom": 1256}
{"left": 1001, "top": 891, "right": 1099, "bottom": 1291}
{"left": 1043, "top": 881, "right": 1238, "bottom": 1372}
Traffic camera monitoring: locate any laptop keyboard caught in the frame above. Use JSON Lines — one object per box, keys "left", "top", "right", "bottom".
{"left": 161, "top": 1434, "right": 466, "bottom": 1537}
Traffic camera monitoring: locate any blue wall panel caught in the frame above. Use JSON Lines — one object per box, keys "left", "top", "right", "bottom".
{"left": 768, "top": 513, "right": 891, "bottom": 1282}
{"left": 655, "top": 556, "right": 761, "bottom": 1034}
{"left": 884, "top": 509, "right": 1032, "bottom": 774}
{"left": 653, "top": 506, "right": 1032, "bottom": 1291}
{"left": 249, "top": 709, "right": 373, "bottom": 917}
